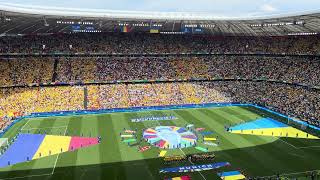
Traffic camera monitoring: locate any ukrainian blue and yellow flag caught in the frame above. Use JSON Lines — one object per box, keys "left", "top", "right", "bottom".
{"left": 217, "top": 171, "right": 246, "bottom": 180}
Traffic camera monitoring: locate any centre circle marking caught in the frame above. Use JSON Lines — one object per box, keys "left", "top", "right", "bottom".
{"left": 143, "top": 126, "right": 197, "bottom": 149}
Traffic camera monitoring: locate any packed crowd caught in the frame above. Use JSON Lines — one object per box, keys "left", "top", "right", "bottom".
{"left": 0, "top": 56, "right": 319, "bottom": 87}
{"left": 86, "top": 82, "right": 320, "bottom": 126}
{"left": 0, "top": 86, "right": 84, "bottom": 117}
{"left": 0, "top": 33, "right": 319, "bottom": 54}
{"left": 0, "top": 81, "right": 318, "bottom": 129}
{"left": 0, "top": 58, "right": 54, "bottom": 87}
{"left": 0, "top": 32, "right": 319, "bottom": 130}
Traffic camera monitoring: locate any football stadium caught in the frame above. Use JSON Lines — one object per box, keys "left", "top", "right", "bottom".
{"left": 0, "top": 1, "right": 319, "bottom": 179}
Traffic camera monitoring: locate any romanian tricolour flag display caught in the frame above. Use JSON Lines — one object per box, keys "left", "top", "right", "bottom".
{"left": 120, "top": 25, "right": 130, "bottom": 33}
{"left": 165, "top": 175, "right": 191, "bottom": 180}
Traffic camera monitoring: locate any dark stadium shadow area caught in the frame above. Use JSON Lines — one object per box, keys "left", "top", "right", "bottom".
{"left": 0, "top": 139, "right": 319, "bottom": 180}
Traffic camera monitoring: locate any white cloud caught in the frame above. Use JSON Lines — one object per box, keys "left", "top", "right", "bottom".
{"left": 260, "top": 4, "right": 277, "bottom": 12}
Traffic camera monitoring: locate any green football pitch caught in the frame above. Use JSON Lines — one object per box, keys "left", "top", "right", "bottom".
{"left": 0, "top": 106, "right": 319, "bottom": 180}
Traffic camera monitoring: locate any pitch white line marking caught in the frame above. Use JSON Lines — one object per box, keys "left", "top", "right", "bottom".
{"left": 259, "top": 169, "right": 320, "bottom": 179}
{"left": 278, "top": 138, "right": 298, "bottom": 149}
{"left": 51, "top": 125, "right": 69, "bottom": 175}
{"left": 179, "top": 148, "right": 207, "bottom": 180}
{"left": 298, "top": 145, "right": 320, "bottom": 149}
{"left": 0, "top": 120, "right": 70, "bottom": 179}
{"left": 21, "top": 126, "right": 67, "bottom": 131}
{"left": 289, "top": 153, "right": 304, "bottom": 158}
{"left": 20, "top": 119, "right": 31, "bottom": 130}
{"left": 0, "top": 173, "right": 52, "bottom": 180}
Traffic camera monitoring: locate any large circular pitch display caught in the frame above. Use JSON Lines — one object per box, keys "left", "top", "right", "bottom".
{"left": 143, "top": 126, "right": 197, "bottom": 149}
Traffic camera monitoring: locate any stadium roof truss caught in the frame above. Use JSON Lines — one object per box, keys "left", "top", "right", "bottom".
{"left": 0, "top": 5, "right": 319, "bottom": 36}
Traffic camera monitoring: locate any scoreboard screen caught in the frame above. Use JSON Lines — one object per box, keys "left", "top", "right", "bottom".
{"left": 72, "top": 25, "right": 95, "bottom": 31}
{"left": 72, "top": 25, "right": 81, "bottom": 30}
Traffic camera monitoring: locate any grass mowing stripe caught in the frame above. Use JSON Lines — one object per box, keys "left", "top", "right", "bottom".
{"left": 131, "top": 110, "right": 187, "bottom": 179}
{"left": 110, "top": 112, "right": 147, "bottom": 179}
{"left": 220, "top": 107, "right": 260, "bottom": 121}
{"left": 139, "top": 111, "right": 182, "bottom": 179}
{"left": 215, "top": 108, "right": 279, "bottom": 146}
{"left": 218, "top": 107, "right": 314, "bottom": 173}
{"left": 172, "top": 109, "right": 237, "bottom": 179}
{"left": 197, "top": 108, "right": 302, "bottom": 176}
{"left": 51, "top": 120, "right": 70, "bottom": 175}
{"left": 6, "top": 117, "right": 59, "bottom": 179}
{"left": 245, "top": 106, "right": 320, "bottom": 148}
{"left": 192, "top": 109, "right": 280, "bottom": 175}
{"left": 123, "top": 112, "right": 156, "bottom": 180}
{"left": 52, "top": 116, "right": 82, "bottom": 179}
{"left": 144, "top": 110, "right": 206, "bottom": 179}
{"left": 0, "top": 119, "right": 39, "bottom": 178}
{"left": 201, "top": 109, "right": 288, "bottom": 165}
{"left": 2, "top": 121, "right": 25, "bottom": 140}
{"left": 217, "top": 109, "right": 301, "bottom": 165}
{"left": 142, "top": 110, "right": 187, "bottom": 158}
{"left": 71, "top": 114, "right": 103, "bottom": 180}
{"left": 0, "top": 107, "right": 319, "bottom": 179}
{"left": 28, "top": 118, "right": 61, "bottom": 175}
{"left": 162, "top": 111, "right": 217, "bottom": 180}
{"left": 73, "top": 115, "right": 101, "bottom": 179}
{"left": 97, "top": 114, "right": 123, "bottom": 179}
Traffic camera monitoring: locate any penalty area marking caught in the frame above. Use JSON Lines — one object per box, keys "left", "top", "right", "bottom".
{"left": 20, "top": 119, "right": 31, "bottom": 131}
{"left": 20, "top": 119, "right": 69, "bottom": 131}
{"left": 21, "top": 126, "right": 68, "bottom": 131}
{"left": 20, "top": 118, "right": 59, "bottom": 130}
{"left": 277, "top": 138, "right": 298, "bottom": 149}
{"left": 0, "top": 124, "right": 70, "bottom": 179}
{"left": 277, "top": 138, "right": 320, "bottom": 150}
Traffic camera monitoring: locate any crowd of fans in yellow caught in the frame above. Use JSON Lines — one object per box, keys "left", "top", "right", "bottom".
{"left": 0, "top": 49, "right": 318, "bottom": 130}
{"left": 0, "top": 56, "right": 319, "bottom": 87}
{"left": 0, "top": 79, "right": 318, "bottom": 130}
{"left": 0, "top": 86, "right": 84, "bottom": 131}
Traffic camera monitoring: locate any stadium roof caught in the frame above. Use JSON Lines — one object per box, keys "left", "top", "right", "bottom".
{"left": 3, "top": 0, "right": 320, "bottom": 18}
{"left": 0, "top": 2, "right": 319, "bottom": 36}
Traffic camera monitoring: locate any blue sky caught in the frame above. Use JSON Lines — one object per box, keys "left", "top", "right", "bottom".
{"left": 0, "top": 0, "right": 320, "bottom": 17}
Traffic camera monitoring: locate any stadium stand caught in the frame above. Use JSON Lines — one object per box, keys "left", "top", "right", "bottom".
{"left": 0, "top": 81, "right": 318, "bottom": 128}
{"left": 0, "top": 86, "right": 84, "bottom": 117}
{"left": 1, "top": 5, "right": 320, "bottom": 179}
{"left": 0, "top": 34, "right": 320, "bottom": 54}
{"left": 0, "top": 34, "right": 319, "bottom": 130}
{"left": 0, "top": 56, "right": 319, "bottom": 87}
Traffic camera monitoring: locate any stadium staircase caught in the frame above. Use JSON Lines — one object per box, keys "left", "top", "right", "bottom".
{"left": 84, "top": 87, "right": 88, "bottom": 110}
{"left": 51, "top": 58, "right": 59, "bottom": 82}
